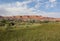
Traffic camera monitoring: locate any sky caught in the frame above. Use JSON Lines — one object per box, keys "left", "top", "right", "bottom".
{"left": 0, "top": 0, "right": 60, "bottom": 18}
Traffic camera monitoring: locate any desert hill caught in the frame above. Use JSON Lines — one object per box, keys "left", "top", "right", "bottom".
{"left": 0, "top": 15, "right": 60, "bottom": 21}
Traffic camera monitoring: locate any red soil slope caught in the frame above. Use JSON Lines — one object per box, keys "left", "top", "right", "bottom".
{"left": 0, "top": 15, "right": 60, "bottom": 21}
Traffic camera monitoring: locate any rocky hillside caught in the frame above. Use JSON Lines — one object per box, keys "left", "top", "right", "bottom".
{"left": 0, "top": 15, "right": 60, "bottom": 21}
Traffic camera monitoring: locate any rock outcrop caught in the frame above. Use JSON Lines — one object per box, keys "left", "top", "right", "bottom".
{"left": 0, "top": 15, "right": 60, "bottom": 21}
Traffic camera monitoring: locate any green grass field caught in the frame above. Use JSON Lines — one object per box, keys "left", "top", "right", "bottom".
{"left": 0, "top": 22, "right": 60, "bottom": 41}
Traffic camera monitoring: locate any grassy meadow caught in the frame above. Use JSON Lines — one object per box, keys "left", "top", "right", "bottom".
{"left": 0, "top": 22, "right": 60, "bottom": 41}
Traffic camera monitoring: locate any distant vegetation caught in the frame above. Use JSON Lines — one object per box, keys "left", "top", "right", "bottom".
{"left": 0, "top": 19, "right": 60, "bottom": 41}
{"left": 0, "top": 18, "right": 57, "bottom": 26}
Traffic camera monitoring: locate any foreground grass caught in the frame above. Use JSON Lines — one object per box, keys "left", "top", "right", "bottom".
{"left": 0, "top": 23, "right": 60, "bottom": 41}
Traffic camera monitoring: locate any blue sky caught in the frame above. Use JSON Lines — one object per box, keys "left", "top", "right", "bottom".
{"left": 0, "top": 0, "right": 60, "bottom": 18}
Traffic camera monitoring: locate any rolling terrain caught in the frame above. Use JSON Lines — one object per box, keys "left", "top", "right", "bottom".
{"left": 0, "top": 15, "right": 60, "bottom": 41}
{"left": 0, "top": 15, "right": 60, "bottom": 21}
{"left": 0, "top": 22, "right": 60, "bottom": 41}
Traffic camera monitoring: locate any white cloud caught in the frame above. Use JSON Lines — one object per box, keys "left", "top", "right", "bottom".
{"left": 46, "top": 12, "right": 60, "bottom": 18}
{"left": 34, "top": 2, "right": 42, "bottom": 9}
{"left": 0, "top": 0, "right": 59, "bottom": 18}
{"left": 49, "top": 0, "right": 56, "bottom": 3}
{"left": 0, "top": 1, "right": 38, "bottom": 16}
{"left": 45, "top": 0, "right": 57, "bottom": 8}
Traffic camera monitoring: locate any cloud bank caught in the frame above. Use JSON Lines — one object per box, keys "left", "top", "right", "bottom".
{"left": 0, "top": 0, "right": 60, "bottom": 18}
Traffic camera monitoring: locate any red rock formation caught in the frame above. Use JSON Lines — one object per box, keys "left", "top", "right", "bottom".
{"left": 0, "top": 15, "right": 60, "bottom": 21}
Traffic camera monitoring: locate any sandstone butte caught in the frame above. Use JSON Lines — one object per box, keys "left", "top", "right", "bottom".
{"left": 0, "top": 15, "right": 60, "bottom": 21}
